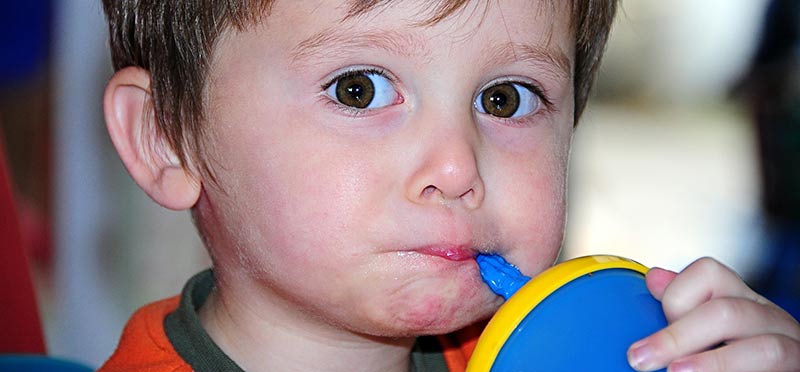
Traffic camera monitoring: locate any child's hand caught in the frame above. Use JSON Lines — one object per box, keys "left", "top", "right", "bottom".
{"left": 627, "top": 257, "right": 800, "bottom": 372}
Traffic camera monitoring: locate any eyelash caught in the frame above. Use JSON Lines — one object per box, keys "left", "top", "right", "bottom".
{"left": 479, "top": 78, "right": 555, "bottom": 123}
{"left": 321, "top": 67, "right": 391, "bottom": 90}
{"left": 320, "top": 67, "right": 396, "bottom": 116}
{"left": 510, "top": 80, "right": 556, "bottom": 125}
{"left": 472, "top": 76, "right": 557, "bottom": 127}
{"left": 518, "top": 81, "right": 553, "bottom": 110}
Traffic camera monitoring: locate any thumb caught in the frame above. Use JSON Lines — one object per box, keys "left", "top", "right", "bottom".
{"left": 646, "top": 267, "right": 678, "bottom": 301}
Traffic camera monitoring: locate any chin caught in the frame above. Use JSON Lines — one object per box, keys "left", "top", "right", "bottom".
{"left": 346, "top": 260, "right": 504, "bottom": 337}
{"left": 394, "top": 302, "right": 499, "bottom": 337}
{"left": 374, "top": 286, "right": 503, "bottom": 337}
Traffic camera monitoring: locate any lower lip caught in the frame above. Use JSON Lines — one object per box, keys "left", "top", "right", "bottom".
{"left": 416, "top": 246, "right": 475, "bottom": 261}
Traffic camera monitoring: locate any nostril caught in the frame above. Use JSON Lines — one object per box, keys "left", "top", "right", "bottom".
{"left": 422, "top": 185, "right": 438, "bottom": 198}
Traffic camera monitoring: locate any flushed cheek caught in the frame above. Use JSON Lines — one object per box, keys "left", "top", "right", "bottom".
{"left": 507, "top": 187, "right": 566, "bottom": 271}
{"left": 492, "top": 162, "right": 567, "bottom": 273}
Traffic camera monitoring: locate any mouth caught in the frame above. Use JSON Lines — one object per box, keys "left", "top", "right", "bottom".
{"left": 414, "top": 245, "right": 477, "bottom": 262}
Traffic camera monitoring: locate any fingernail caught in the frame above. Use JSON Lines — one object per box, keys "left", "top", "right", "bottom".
{"left": 668, "top": 360, "right": 695, "bottom": 372}
{"left": 628, "top": 340, "right": 657, "bottom": 370}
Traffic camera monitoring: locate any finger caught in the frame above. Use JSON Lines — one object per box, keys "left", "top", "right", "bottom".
{"left": 666, "top": 334, "right": 800, "bottom": 372}
{"left": 660, "top": 257, "right": 770, "bottom": 322}
{"left": 645, "top": 267, "right": 677, "bottom": 301}
{"left": 628, "top": 297, "right": 800, "bottom": 371}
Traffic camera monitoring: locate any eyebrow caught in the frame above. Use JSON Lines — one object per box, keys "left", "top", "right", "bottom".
{"left": 290, "top": 28, "right": 432, "bottom": 70}
{"left": 482, "top": 42, "right": 572, "bottom": 82}
{"left": 290, "top": 28, "right": 572, "bottom": 82}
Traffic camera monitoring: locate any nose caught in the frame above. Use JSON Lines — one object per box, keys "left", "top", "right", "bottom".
{"left": 405, "top": 122, "right": 485, "bottom": 210}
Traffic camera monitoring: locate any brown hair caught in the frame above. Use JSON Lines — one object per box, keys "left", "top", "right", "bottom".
{"left": 103, "top": 0, "right": 618, "bottom": 175}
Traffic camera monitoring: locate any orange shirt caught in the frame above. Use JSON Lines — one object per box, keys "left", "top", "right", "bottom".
{"left": 98, "top": 297, "right": 190, "bottom": 372}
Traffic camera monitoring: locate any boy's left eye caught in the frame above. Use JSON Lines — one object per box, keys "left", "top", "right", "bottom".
{"left": 475, "top": 82, "right": 542, "bottom": 118}
{"left": 325, "top": 70, "right": 399, "bottom": 110}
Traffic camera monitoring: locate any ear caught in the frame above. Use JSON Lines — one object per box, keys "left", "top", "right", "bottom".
{"left": 104, "top": 66, "right": 201, "bottom": 210}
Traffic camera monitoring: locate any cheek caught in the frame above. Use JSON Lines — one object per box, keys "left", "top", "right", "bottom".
{"left": 215, "top": 130, "right": 392, "bottom": 276}
{"left": 489, "top": 134, "right": 570, "bottom": 272}
{"left": 507, "top": 173, "right": 566, "bottom": 257}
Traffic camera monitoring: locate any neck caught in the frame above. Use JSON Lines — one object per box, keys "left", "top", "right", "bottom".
{"left": 198, "top": 275, "right": 416, "bottom": 372}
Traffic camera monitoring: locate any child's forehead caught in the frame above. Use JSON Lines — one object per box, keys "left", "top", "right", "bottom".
{"left": 267, "top": 0, "right": 574, "bottom": 72}
{"left": 288, "top": 26, "right": 572, "bottom": 83}
{"left": 261, "top": 1, "right": 573, "bottom": 54}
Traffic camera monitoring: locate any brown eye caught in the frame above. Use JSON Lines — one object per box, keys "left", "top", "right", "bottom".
{"left": 326, "top": 70, "right": 399, "bottom": 110}
{"left": 481, "top": 83, "right": 519, "bottom": 118}
{"left": 335, "top": 74, "right": 375, "bottom": 109}
{"left": 476, "top": 82, "right": 541, "bottom": 118}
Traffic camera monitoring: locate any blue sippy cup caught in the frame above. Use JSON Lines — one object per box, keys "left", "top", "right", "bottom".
{"left": 467, "top": 254, "right": 668, "bottom": 372}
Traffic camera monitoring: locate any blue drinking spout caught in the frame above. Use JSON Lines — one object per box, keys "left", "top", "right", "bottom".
{"left": 476, "top": 253, "right": 531, "bottom": 300}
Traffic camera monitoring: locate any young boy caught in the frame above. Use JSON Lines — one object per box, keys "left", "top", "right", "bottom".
{"left": 98, "top": 1, "right": 800, "bottom": 371}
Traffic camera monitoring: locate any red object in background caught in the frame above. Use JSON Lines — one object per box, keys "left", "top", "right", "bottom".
{"left": 0, "top": 131, "right": 46, "bottom": 353}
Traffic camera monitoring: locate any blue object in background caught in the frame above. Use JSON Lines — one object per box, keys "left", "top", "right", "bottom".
{"left": 0, "top": 355, "right": 93, "bottom": 372}
{"left": 0, "top": 1, "right": 51, "bottom": 85}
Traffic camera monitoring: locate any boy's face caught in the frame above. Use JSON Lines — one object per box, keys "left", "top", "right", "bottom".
{"left": 199, "top": 0, "right": 575, "bottom": 337}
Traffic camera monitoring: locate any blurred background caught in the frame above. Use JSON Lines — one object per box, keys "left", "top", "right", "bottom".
{"left": 0, "top": 0, "right": 797, "bottom": 368}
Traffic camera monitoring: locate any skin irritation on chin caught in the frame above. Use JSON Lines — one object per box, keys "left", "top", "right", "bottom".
{"left": 196, "top": 0, "right": 575, "bottom": 347}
